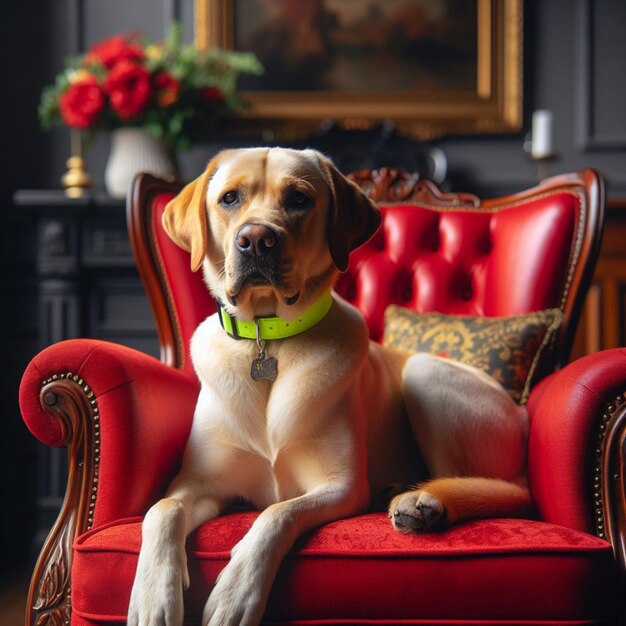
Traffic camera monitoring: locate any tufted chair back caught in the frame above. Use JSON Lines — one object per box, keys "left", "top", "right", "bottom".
{"left": 128, "top": 168, "right": 603, "bottom": 375}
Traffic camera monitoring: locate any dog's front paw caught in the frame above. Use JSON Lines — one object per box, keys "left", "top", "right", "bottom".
{"left": 389, "top": 490, "right": 446, "bottom": 532}
{"left": 202, "top": 552, "right": 268, "bottom": 626}
{"left": 127, "top": 546, "right": 189, "bottom": 626}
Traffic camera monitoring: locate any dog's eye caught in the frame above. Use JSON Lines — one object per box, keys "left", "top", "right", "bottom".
{"left": 285, "top": 189, "right": 313, "bottom": 211}
{"left": 220, "top": 190, "right": 240, "bottom": 207}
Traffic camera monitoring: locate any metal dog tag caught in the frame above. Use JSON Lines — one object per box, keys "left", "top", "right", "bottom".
{"left": 251, "top": 320, "right": 277, "bottom": 382}
{"left": 250, "top": 352, "right": 278, "bottom": 382}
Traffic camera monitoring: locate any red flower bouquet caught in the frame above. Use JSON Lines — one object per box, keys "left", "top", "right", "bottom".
{"left": 40, "top": 25, "right": 262, "bottom": 149}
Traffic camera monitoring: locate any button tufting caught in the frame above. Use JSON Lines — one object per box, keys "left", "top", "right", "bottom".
{"left": 346, "top": 282, "right": 357, "bottom": 301}
{"left": 481, "top": 234, "right": 493, "bottom": 255}
{"left": 432, "top": 219, "right": 442, "bottom": 251}
{"left": 462, "top": 284, "right": 474, "bottom": 301}
{"left": 402, "top": 283, "right": 413, "bottom": 303}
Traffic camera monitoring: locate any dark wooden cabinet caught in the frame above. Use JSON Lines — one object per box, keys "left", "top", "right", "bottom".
{"left": 14, "top": 190, "right": 160, "bottom": 546}
{"left": 571, "top": 201, "right": 626, "bottom": 360}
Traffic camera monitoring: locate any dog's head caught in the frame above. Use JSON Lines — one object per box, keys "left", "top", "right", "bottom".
{"left": 163, "top": 147, "right": 381, "bottom": 320}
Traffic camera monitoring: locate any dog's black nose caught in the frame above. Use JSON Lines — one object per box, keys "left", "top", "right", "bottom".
{"left": 236, "top": 223, "right": 277, "bottom": 256}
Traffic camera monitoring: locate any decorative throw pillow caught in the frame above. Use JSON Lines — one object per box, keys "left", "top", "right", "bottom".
{"left": 383, "top": 306, "right": 563, "bottom": 404}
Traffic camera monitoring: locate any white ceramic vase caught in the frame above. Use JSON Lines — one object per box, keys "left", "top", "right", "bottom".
{"left": 104, "top": 127, "right": 178, "bottom": 198}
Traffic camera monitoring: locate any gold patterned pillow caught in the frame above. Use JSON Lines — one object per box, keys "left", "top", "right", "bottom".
{"left": 383, "top": 307, "right": 563, "bottom": 404}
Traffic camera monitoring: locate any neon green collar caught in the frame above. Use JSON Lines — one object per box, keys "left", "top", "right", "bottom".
{"left": 217, "top": 291, "right": 333, "bottom": 341}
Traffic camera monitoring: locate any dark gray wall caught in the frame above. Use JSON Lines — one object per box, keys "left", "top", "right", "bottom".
{"left": 1, "top": 0, "right": 52, "bottom": 580}
{"left": 2, "top": 0, "right": 626, "bottom": 578}
{"left": 436, "top": 0, "right": 626, "bottom": 197}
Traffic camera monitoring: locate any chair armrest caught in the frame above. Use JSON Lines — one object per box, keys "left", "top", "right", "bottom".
{"left": 20, "top": 338, "right": 198, "bottom": 527}
{"left": 20, "top": 339, "right": 199, "bottom": 626}
{"left": 527, "top": 348, "right": 626, "bottom": 563}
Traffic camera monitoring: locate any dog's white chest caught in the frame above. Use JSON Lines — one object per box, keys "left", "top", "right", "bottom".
{"left": 190, "top": 315, "right": 292, "bottom": 460}
{"left": 187, "top": 312, "right": 362, "bottom": 508}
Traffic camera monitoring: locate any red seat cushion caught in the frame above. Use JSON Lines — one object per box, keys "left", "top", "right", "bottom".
{"left": 72, "top": 512, "right": 614, "bottom": 625}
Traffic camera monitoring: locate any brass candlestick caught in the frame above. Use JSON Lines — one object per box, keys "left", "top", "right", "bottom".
{"left": 61, "top": 129, "right": 93, "bottom": 198}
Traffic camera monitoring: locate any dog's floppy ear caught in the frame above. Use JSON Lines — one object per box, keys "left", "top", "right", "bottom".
{"left": 162, "top": 161, "right": 216, "bottom": 272}
{"left": 315, "top": 153, "right": 381, "bottom": 272}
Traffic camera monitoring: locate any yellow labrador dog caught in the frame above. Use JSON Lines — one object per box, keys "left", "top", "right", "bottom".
{"left": 128, "top": 148, "right": 530, "bottom": 626}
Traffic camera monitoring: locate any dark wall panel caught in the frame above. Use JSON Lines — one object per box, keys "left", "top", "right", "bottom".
{"left": 578, "top": 0, "right": 626, "bottom": 151}
{"left": 442, "top": 0, "right": 626, "bottom": 196}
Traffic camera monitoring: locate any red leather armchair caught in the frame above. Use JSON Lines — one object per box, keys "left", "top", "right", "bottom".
{"left": 20, "top": 168, "right": 626, "bottom": 625}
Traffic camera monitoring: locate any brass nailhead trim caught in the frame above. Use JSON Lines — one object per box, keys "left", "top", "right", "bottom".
{"left": 593, "top": 392, "right": 626, "bottom": 540}
{"left": 41, "top": 372, "right": 101, "bottom": 530}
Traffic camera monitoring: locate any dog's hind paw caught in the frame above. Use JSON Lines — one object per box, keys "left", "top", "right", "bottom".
{"left": 389, "top": 490, "right": 446, "bottom": 532}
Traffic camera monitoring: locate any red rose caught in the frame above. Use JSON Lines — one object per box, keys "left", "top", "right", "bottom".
{"left": 154, "top": 71, "right": 179, "bottom": 107}
{"left": 86, "top": 34, "right": 145, "bottom": 69}
{"left": 104, "top": 60, "right": 151, "bottom": 119}
{"left": 59, "top": 74, "right": 105, "bottom": 129}
{"left": 200, "top": 86, "right": 224, "bottom": 105}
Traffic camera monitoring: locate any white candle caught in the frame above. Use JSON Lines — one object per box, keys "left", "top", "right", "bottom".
{"left": 531, "top": 109, "right": 554, "bottom": 159}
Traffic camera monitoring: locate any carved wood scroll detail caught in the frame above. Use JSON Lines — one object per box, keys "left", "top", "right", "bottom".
{"left": 32, "top": 524, "right": 71, "bottom": 626}
{"left": 348, "top": 167, "right": 480, "bottom": 207}
{"left": 27, "top": 374, "right": 100, "bottom": 626}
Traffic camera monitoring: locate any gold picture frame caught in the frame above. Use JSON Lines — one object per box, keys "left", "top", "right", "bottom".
{"left": 195, "top": 0, "right": 522, "bottom": 141}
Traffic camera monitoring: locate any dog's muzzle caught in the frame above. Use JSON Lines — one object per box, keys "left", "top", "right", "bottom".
{"left": 229, "top": 222, "right": 299, "bottom": 305}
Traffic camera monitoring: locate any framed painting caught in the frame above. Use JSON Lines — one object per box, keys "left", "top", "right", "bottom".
{"left": 195, "top": 0, "right": 522, "bottom": 140}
